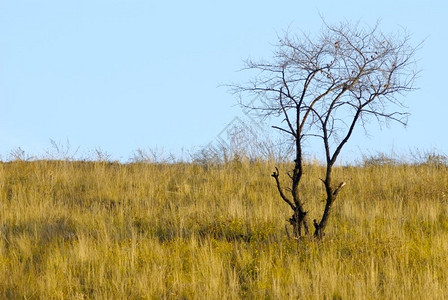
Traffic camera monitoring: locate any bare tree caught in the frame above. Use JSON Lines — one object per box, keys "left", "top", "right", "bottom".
{"left": 232, "top": 20, "right": 420, "bottom": 239}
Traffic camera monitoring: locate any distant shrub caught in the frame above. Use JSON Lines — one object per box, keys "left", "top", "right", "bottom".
{"left": 362, "top": 153, "right": 398, "bottom": 167}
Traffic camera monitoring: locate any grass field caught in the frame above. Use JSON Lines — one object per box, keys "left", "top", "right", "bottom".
{"left": 0, "top": 158, "right": 447, "bottom": 299}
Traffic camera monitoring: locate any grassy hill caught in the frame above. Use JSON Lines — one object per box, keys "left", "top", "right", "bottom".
{"left": 0, "top": 159, "right": 447, "bottom": 298}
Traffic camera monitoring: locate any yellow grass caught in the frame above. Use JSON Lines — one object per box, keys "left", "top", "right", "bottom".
{"left": 0, "top": 159, "right": 447, "bottom": 299}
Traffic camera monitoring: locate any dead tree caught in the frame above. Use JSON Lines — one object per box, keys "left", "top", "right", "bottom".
{"left": 232, "top": 20, "right": 420, "bottom": 239}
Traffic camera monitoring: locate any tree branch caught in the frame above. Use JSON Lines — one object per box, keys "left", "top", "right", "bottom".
{"left": 271, "top": 167, "right": 296, "bottom": 211}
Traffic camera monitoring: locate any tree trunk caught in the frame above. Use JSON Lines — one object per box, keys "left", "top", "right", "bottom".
{"left": 314, "top": 181, "right": 346, "bottom": 238}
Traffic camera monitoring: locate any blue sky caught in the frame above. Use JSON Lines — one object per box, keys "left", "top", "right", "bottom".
{"left": 0, "top": 0, "right": 446, "bottom": 162}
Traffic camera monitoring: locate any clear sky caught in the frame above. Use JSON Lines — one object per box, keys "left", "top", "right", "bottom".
{"left": 0, "top": 0, "right": 447, "bottom": 162}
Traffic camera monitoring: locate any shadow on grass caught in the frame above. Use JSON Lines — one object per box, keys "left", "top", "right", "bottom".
{"left": 132, "top": 216, "right": 282, "bottom": 243}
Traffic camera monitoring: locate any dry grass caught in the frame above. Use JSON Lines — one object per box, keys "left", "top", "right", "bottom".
{"left": 0, "top": 158, "right": 447, "bottom": 299}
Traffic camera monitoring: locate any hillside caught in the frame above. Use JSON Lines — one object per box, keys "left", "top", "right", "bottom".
{"left": 0, "top": 159, "right": 447, "bottom": 298}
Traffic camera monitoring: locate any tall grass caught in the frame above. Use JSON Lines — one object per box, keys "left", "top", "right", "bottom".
{"left": 0, "top": 158, "right": 447, "bottom": 299}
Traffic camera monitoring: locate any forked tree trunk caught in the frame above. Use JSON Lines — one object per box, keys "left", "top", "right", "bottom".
{"left": 273, "top": 164, "right": 346, "bottom": 239}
